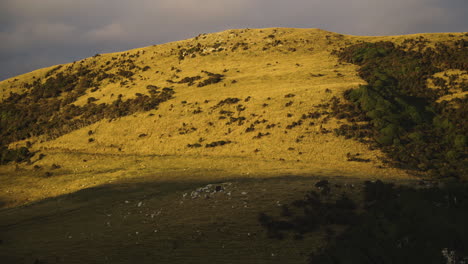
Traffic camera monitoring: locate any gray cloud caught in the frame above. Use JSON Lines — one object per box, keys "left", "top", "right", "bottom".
{"left": 1, "top": 0, "right": 466, "bottom": 80}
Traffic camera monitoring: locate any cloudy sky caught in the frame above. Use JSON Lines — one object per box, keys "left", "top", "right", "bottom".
{"left": 1, "top": 0, "right": 466, "bottom": 80}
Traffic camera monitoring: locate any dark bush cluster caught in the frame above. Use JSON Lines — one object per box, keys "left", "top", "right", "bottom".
{"left": 332, "top": 39, "right": 467, "bottom": 177}
{"left": 178, "top": 125, "right": 197, "bottom": 135}
{"left": 205, "top": 140, "right": 232, "bottom": 148}
{"left": 197, "top": 71, "right": 224, "bottom": 87}
{"left": 253, "top": 132, "right": 270, "bottom": 139}
{"left": 219, "top": 110, "right": 234, "bottom": 116}
{"left": 245, "top": 124, "right": 255, "bottom": 132}
{"left": 178, "top": 76, "right": 202, "bottom": 86}
{"left": 226, "top": 116, "right": 246, "bottom": 126}
{"left": 286, "top": 120, "right": 303, "bottom": 129}
{"left": 213, "top": 97, "right": 241, "bottom": 108}
{"left": 116, "top": 69, "right": 135, "bottom": 78}
{"left": 178, "top": 43, "right": 203, "bottom": 60}
{"left": 0, "top": 68, "right": 176, "bottom": 164}
{"left": 0, "top": 146, "right": 33, "bottom": 165}
{"left": 231, "top": 42, "right": 249, "bottom": 52}
{"left": 333, "top": 124, "right": 373, "bottom": 141}
{"left": 0, "top": 67, "right": 101, "bottom": 147}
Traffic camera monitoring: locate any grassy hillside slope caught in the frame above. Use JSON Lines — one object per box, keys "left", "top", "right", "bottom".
{"left": 1, "top": 28, "right": 466, "bottom": 207}
{"left": 0, "top": 28, "right": 467, "bottom": 264}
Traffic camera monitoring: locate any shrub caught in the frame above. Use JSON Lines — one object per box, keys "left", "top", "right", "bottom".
{"left": 205, "top": 140, "right": 232, "bottom": 148}
{"left": 197, "top": 72, "right": 224, "bottom": 87}
{"left": 214, "top": 98, "right": 241, "bottom": 108}
{"left": 0, "top": 145, "right": 32, "bottom": 164}
{"left": 117, "top": 69, "right": 134, "bottom": 78}
{"left": 87, "top": 97, "right": 98, "bottom": 104}
{"left": 178, "top": 76, "right": 201, "bottom": 86}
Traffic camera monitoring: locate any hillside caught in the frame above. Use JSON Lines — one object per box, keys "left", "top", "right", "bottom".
{"left": 0, "top": 28, "right": 467, "bottom": 264}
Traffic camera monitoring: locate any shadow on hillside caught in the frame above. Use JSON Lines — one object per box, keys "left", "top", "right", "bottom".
{"left": 0, "top": 173, "right": 341, "bottom": 227}
{"left": 259, "top": 179, "right": 468, "bottom": 264}
{"left": 2, "top": 172, "right": 460, "bottom": 264}
{"left": 0, "top": 173, "right": 357, "bottom": 264}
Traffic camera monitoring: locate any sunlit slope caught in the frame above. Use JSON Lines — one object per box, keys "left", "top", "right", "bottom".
{"left": 2, "top": 28, "right": 465, "bottom": 179}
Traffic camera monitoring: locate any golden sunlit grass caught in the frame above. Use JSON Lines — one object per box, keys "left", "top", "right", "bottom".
{"left": 427, "top": 69, "right": 468, "bottom": 102}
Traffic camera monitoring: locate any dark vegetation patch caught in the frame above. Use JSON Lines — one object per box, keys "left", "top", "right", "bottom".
{"left": 346, "top": 152, "right": 371, "bottom": 163}
{"left": 219, "top": 110, "right": 234, "bottom": 116}
{"left": 45, "top": 65, "right": 63, "bottom": 78}
{"left": 178, "top": 124, "right": 197, "bottom": 135}
{"left": 0, "top": 68, "right": 175, "bottom": 164}
{"left": 205, "top": 140, "right": 232, "bottom": 148}
{"left": 226, "top": 116, "right": 246, "bottom": 126}
{"left": 87, "top": 97, "right": 98, "bottom": 104}
{"left": 178, "top": 76, "right": 202, "bottom": 86}
{"left": 197, "top": 71, "right": 224, "bottom": 87}
{"left": 116, "top": 69, "right": 135, "bottom": 78}
{"left": 231, "top": 42, "right": 249, "bottom": 52}
{"left": 253, "top": 132, "right": 270, "bottom": 139}
{"left": 213, "top": 98, "right": 241, "bottom": 108}
{"left": 310, "top": 73, "right": 325, "bottom": 77}
{"left": 245, "top": 124, "right": 255, "bottom": 132}
{"left": 260, "top": 180, "right": 468, "bottom": 264}
{"left": 263, "top": 39, "right": 284, "bottom": 51}
{"left": 187, "top": 143, "right": 202, "bottom": 148}
{"left": 178, "top": 43, "right": 203, "bottom": 60}
{"left": 332, "top": 38, "right": 467, "bottom": 178}
{"left": 334, "top": 123, "right": 373, "bottom": 140}
{"left": 0, "top": 146, "right": 33, "bottom": 165}
{"left": 286, "top": 120, "right": 303, "bottom": 129}
{"left": 192, "top": 107, "right": 203, "bottom": 114}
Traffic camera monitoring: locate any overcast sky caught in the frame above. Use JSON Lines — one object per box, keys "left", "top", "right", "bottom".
{"left": 1, "top": 0, "right": 466, "bottom": 81}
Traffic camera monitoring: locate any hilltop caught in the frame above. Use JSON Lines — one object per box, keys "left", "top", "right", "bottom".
{"left": 0, "top": 28, "right": 466, "bottom": 263}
